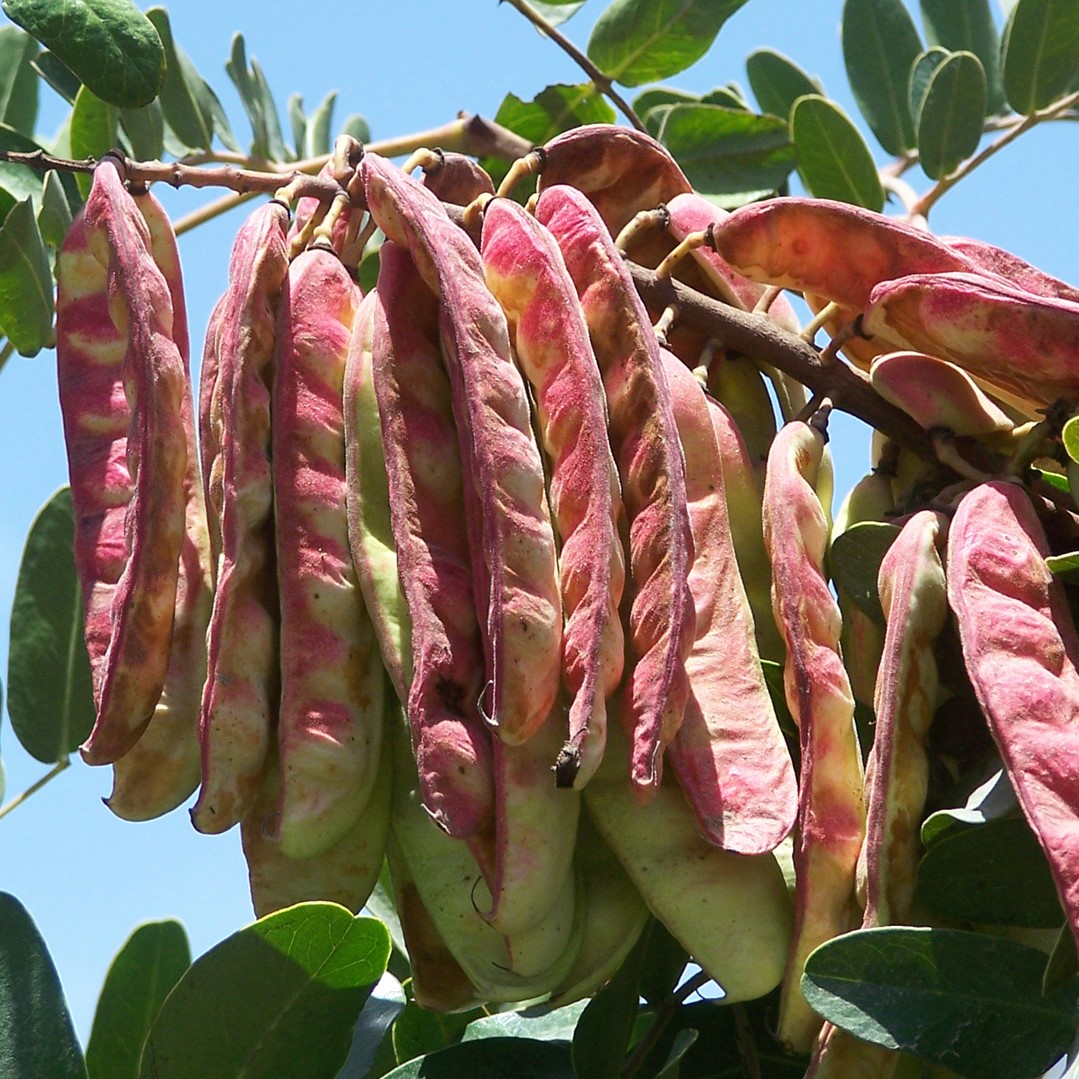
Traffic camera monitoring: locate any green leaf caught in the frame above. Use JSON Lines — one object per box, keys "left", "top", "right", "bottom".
{"left": 1064, "top": 415, "right": 1079, "bottom": 462}
{"left": 70, "top": 86, "right": 119, "bottom": 198}
{"left": 0, "top": 123, "right": 81, "bottom": 222}
{"left": 461, "top": 1001, "right": 588, "bottom": 1044}
{"left": 86, "top": 921, "right": 191, "bottom": 1079}
{"left": 587, "top": 0, "right": 749, "bottom": 87}
{"left": 288, "top": 93, "right": 306, "bottom": 159}
{"left": 760, "top": 658, "right": 796, "bottom": 737}
{"left": 790, "top": 95, "right": 885, "bottom": 209}
{"left": 920, "top": 0, "right": 1007, "bottom": 113}
{"left": 1032, "top": 464, "right": 1070, "bottom": 492}
{"left": 1043, "top": 924, "right": 1078, "bottom": 994}
{"left": 342, "top": 113, "right": 371, "bottom": 144}
{"left": 530, "top": 0, "right": 588, "bottom": 27}
{"left": 140, "top": 904, "right": 390, "bottom": 1079}
{"left": 31, "top": 50, "right": 79, "bottom": 104}
{"left": 37, "top": 169, "right": 73, "bottom": 249}
{"left": 656, "top": 1029, "right": 697, "bottom": 1078}
{"left": 746, "top": 48, "right": 823, "bottom": 119}
{"left": 920, "top": 767, "right": 1018, "bottom": 845}
{"left": 638, "top": 920, "right": 689, "bottom": 1006}
{"left": 383, "top": 1038, "right": 574, "bottom": 1079}
{"left": 700, "top": 85, "right": 750, "bottom": 111}
{"left": 658, "top": 103, "right": 795, "bottom": 208}
{"left": 335, "top": 973, "right": 406, "bottom": 1079}
{"left": 916, "top": 51, "right": 987, "bottom": 178}
{"left": 7, "top": 488, "right": 94, "bottom": 761}
{"left": 909, "top": 46, "right": 951, "bottom": 119}
{"left": 828, "top": 521, "right": 901, "bottom": 625}
{"left": 119, "top": 100, "right": 164, "bottom": 162}
{"left": 1, "top": 0, "right": 164, "bottom": 108}
{"left": 390, "top": 999, "right": 478, "bottom": 1065}
{"left": 250, "top": 57, "right": 288, "bottom": 162}
{"left": 634, "top": 87, "right": 699, "bottom": 136}
{"left": 226, "top": 33, "right": 269, "bottom": 159}
{"left": 842, "top": 0, "right": 924, "bottom": 154}
{"left": 306, "top": 90, "right": 337, "bottom": 159}
{"left": 571, "top": 920, "right": 649, "bottom": 1079}
{"left": 802, "top": 927, "right": 1079, "bottom": 1078}
{"left": 1047, "top": 550, "right": 1079, "bottom": 581}
{"left": 0, "top": 196, "right": 54, "bottom": 355}
{"left": 915, "top": 817, "right": 1063, "bottom": 927}
{"left": 145, "top": 7, "right": 212, "bottom": 152}
{"left": 0, "top": 26, "right": 39, "bottom": 135}
{"left": 0, "top": 893, "right": 86, "bottom": 1079}
{"left": 1002, "top": 0, "right": 1079, "bottom": 114}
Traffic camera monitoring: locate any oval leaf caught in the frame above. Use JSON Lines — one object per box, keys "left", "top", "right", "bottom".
{"left": 790, "top": 95, "right": 885, "bottom": 209}
{"left": 1, "top": 0, "right": 164, "bottom": 108}
{"left": 909, "top": 47, "right": 951, "bottom": 120}
{"left": 145, "top": 7, "right": 212, "bottom": 152}
{"left": 461, "top": 1001, "right": 588, "bottom": 1043}
{"left": 0, "top": 892, "right": 86, "bottom": 1079}
{"left": 1002, "top": 0, "right": 1079, "bottom": 114}
{"left": 916, "top": 51, "right": 987, "bottom": 179}
{"left": 0, "top": 26, "right": 39, "bottom": 135}
{"left": 8, "top": 488, "right": 93, "bottom": 763}
{"left": 587, "top": 0, "right": 749, "bottom": 87}
{"left": 828, "top": 521, "right": 901, "bottom": 625}
{"left": 530, "top": 0, "right": 587, "bottom": 27}
{"left": 86, "top": 921, "right": 191, "bottom": 1079}
{"left": 916, "top": 817, "right": 1064, "bottom": 928}
{"left": 140, "top": 904, "right": 390, "bottom": 1079}
{"left": 802, "top": 926, "right": 1079, "bottom": 1079}
{"left": 334, "top": 972, "right": 406, "bottom": 1079}
{"left": 920, "top": 0, "right": 1007, "bottom": 113}
{"left": 746, "top": 48, "right": 823, "bottom": 119}
{"left": 842, "top": 0, "right": 924, "bottom": 154}
{"left": 920, "top": 767, "right": 1018, "bottom": 845}
{"left": 70, "top": 86, "right": 119, "bottom": 199}
{"left": 0, "top": 195, "right": 54, "bottom": 354}
{"left": 383, "top": 1038, "right": 575, "bottom": 1079}
{"left": 658, "top": 103, "right": 795, "bottom": 208}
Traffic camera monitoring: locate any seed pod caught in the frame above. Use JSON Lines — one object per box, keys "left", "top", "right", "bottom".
{"left": 480, "top": 196, "right": 625, "bottom": 789}
{"left": 711, "top": 197, "right": 981, "bottom": 310}
{"left": 661, "top": 352, "right": 796, "bottom": 853}
{"left": 360, "top": 153, "right": 563, "bottom": 749}
{"left": 947, "top": 481, "right": 1079, "bottom": 950}
{"left": 763, "top": 418, "right": 867, "bottom": 1054}
{"left": 55, "top": 159, "right": 188, "bottom": 766}
{"left": 106, "top": 187, "right": 214, "bottom": 819}
{"left": 536, "top": 124, "right": 691, "bottom": 237}
{"left": 272, "top": 244, "right": 384, "bottom": 859}
{"left": 368, "top": 239, "right": 493, "bottom": 838}
{"left": 197, "top": 293, "right": 227, "bottom": 570}
{"left": 536, "top": 182, "right": 695, "bottom": 797}
{"left": 943, "top": 235, "right": 1079, "bottom": 304}
{"left": 864, "top": 271, "right": 1079, "bottom": 407}
{"left": 417, "top": 149, "right": 495, "bottom": 205}
{"left": 191, "top": 200, "right": 289, "bottom": 834}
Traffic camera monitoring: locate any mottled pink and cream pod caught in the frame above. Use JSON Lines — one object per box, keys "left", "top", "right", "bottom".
{"left": 55, "top": 159, "right": 188, "bottom": 767}
{"left": 191, "top": 200, "right": 289, "bottom": 835}
{"left": 481, "top": 196, "right": 625, "bottom": 790}
{"left": 369, "top": 240, "right": 494, "bottom": 839}
{"left": 361, "top": 153, "right": 563, "bottom": 750}
{"left": 948, "top": 481, "right": 1079, "bottom": 951}
{"left": 763, "top": 419, "right": 866, "bottom": 1054}
{"left": 536, "top": 182, "right": 695, "bottom": 798}
{"left": 661, "top": 352, "right": 796, "bottom": 854}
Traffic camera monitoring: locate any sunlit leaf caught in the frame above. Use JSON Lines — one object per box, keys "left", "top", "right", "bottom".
{"left": 36, "top": 169, "right": 72, "bottom": 249}
{"left": 700, "top": 85, "right": 750, "bottom": 110}
{"left": 588, "top": 0, "right": 749, "bottom": 87}
{"left": 802, "top": 927, "right": 1079, "bottom": 1079}
{"left": 0, "top": 196, "right": 54, "bottom": 355}
{"left": 461, "top": 1001, "right": 588, "bottom": 1043}
{"left": 288, "top": 93, "right": 306, "bottom": 159}
{"left": 790, "top": 94, "right": 884, "bottom": 209}
{"left": 530, "top": 0, "right": 587, "bottom": 26}
{"left": 916, "top": 50, "right": 987, "bottom": 178}
{"left": 119, "top": 100, "right": 164, "bottom": 162}
{"left": 86, "top": 921, "right": 191, "bottom": 1079}
{"left": 842, "top": 0, "right": 923, "bottom": 153}
{"left": 0, "top": 26, "right": 39, "bottom": 135}
{"left": 0, "top": 893, "right": 86, "bottom": 1079}
{"left": 746, "top": 48, "right": 823, "bottom": 119}
{"left": 145, "top": 7, "right": 212, "bottom": 151}
{"left": 658, "top": 103, "right": 795, "bottom": 208}
{"left": 909, "top": 46, "right": 951, "bottom": 119}
{"left": 31, "top": 49, "right": 79, "bottom": 104}
{"left": 70, "top": 85, "right": 119, "bottom": 198}
{"left": 226, "top": 33, "right": 269, "bottom": 159}
{"left": 2, "top": 0, "right": 164, "bottom": 108}
{"left": 1002, "top": 0, "right": 1079, "bottom": 114}
{"left": 920, "top": 0, "right": 1007, "bottom": 113}
{"left": 341, "top": 114, "right": 370, "bottom": 144}
{"left": 140, "top": 904, "right": 390, "bottom": 1079}
{"left": 306, "top": 90, "right": 337, "bottom": 159}
{"left": 7, "top": 488, "right": 93, "bottom": 760}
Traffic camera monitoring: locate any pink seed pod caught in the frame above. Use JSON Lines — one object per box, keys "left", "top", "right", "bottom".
{"left": 869, "top": 350, "right": 1014, "bottom": 437}
{"left": 943, "top": 235, "right": 1079, "bottom": 304}
{"left": 947, "top": 481, "right": 1079, "bottom": 951}
{"left": 191, "top": 200, "right": 290, "bottom": 835}
{"left": 536, "top": 182, "right": 695, "bottom": 798}
{"left": 536, "top": 124, "right": 691, "bottom": 237}
{"left": 864, "top": 271, "right": 1079, "bottom": 407}
{"left": 271, "top": 245, "right": 385, "bottom": 859}
{"left": 711, "top": 197, "right": 983, "bottom": 310}
{"left": 55, "top": 159, "right": 188, "bottom": 767}
{"left": 763, "top": 419, "right": 867, "bottom": 1054}
{"left": 480, "top": 196, "right": 625, "bottom": 790}
{"left": 361, "top": 152, "right": 562, "bottom": 748}
{"left": 368, "top": 239, "right": 494, "bottom": 838}
{"left": 106, "top": 187, "right": 214, "bottom": 820}
{"left": 661, "top": 352, "right": 796, "bottom": 854}
{"left": 418, "top": 150, "right": 495, "bottom": 205}
{"left": 197, "top": 293, "right": 227, "bottom": 569}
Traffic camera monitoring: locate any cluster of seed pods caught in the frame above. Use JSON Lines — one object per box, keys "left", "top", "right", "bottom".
{"left": 52, "top": 125, "right": 1079, "bottom": 1066}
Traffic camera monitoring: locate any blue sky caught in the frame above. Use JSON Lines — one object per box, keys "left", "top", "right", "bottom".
{"left": 0, "top": 0, "right": 1073, "bottom": 1045}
